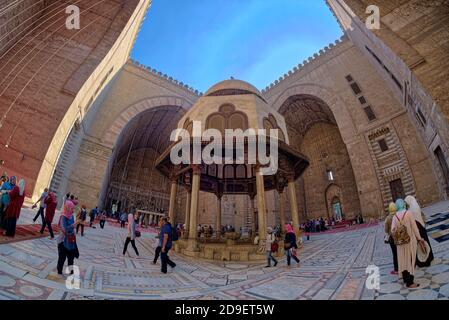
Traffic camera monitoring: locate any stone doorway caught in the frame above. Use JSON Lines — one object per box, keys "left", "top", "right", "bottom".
{"left": 435, "top": 146, "right": 449, "bottom": 194}
{"left": 279, "top": 94, "right": 362, "bottom": 220}
{"left": 389, "top": 178, "right": 405, "bottom": 202}
{"left": 332, "top": 197, "right": 342, "bottom": 221}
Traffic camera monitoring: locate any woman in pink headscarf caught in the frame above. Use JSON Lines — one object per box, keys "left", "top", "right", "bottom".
{"left": 284, "top": 223, "right": 300, "bottom": 266}
{"left": 123, "top": 212, "right": 139, "bottom": 256}
{"left": 56, "top": 197, "right": 78, "bottom": 277}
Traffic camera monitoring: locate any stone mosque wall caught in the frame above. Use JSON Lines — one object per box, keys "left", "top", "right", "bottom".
{"left": 0, "top": 0, "right": 151, "bottom": 202}
{"left": 330, "top": 0, "right": 449, "bottom": 132}
{"left": 327, "top": 0, "right": 449, "bottom": 198}
{"left": 107, "top": 148, "right": 171, "bottom": 211}
{"left": 0, "top": 0, "right": 49, "bottom": 56}
{"left": 263, "top": 35, "right": 441, "bottom": 219}
{"left": 298, "top": 123, "right": 361, "bottom": 219}
{"left": 59, "top": 28, "right": 444, "bottom": 222}
{"left": 63, "top": 61, "right": 198, "bottom": 209}
{"left": 0, "top": 0, "right": 446, "bottom": 226}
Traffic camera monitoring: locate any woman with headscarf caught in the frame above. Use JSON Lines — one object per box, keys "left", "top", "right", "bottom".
{"left": 384, "top": 202, "right": 399, "bottom": 275}
{"left": 0, "top": 175, "right": 15, "bottom": 228}
{"left": 57, "top": 199, "right": 78, "bottom": 276}
{"left": 265, "top": 227, "right": 278, "bottom": 267}
{"left": 405, "top": 195, "right": 434, "bottom": 267}
{"left": 40, "top": 192, "right": 57, "bottom": 238}
{"left": 4, "top": 179, "right": 25, "bottom": 237}
{"left": 391, "top": 199, "right": 425, "bottom": 288}
{"left": 284, "top": 223, "right": 300, "bottom": 266}
{"left": 123, "top": 212, "right": 139, "bottom": 256}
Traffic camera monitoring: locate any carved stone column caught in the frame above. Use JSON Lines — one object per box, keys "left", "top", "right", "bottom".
{"left": 255, "top": 166, "right": 267, "bottom": 241}
{"left": 249, "top": 193, "right": 256, "bottom": 237}
{"left": 188, "top": 165, "right": 201, "bottom": 242}
{"left": 184, "top": 187, "right": 191, "bottom": 235}
{"left": 279, "top": 188, "right": 286, "bottom": 232}
{"left": 168, "top": 173, "right": 178, "bottom": 224}
{"left": 287, "top": 174, "right": 300, "bottom": 236}
{"left": 216, "top": 194, "right": 222, "bottom": 238}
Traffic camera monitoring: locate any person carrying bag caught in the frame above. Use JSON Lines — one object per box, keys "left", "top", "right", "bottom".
{"left": 57, "top": 200, "right": 79, "bottom": 277}
{"left": 284, "top": 223, "right": 300, "bottom": 266}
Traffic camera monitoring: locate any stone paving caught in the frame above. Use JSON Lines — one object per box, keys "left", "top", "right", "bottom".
{"left": 0, "top": 202, "right": 449, "bottom": 300}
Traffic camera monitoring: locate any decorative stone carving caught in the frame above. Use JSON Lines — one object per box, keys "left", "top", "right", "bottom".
{"left": 368, "top": 127, "right": 390, "bottom": 141}
{"left": 79, "top": 139, "right": 112, "bottom": 161}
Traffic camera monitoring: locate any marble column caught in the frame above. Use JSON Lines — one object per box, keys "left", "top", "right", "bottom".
{"left": 188, "top": 165, "right": 201, "bottom": 241}
{"left": 287, "top": 175, "right": 300, "bottom": 236}
{"left": 250, "top": 194, "right": 256, "bottom": 237}
{"left": 279, "top": 188, "right": 286, "bottom": 232}
{"left": 184, "top": 188, "right": 191, "bottom": 234}
{"left": 168, "top": 178, "right": 178, "bottom": 224}
{"left": 216, "top": 194, "right": 222, "bottom": 238}
{"left": 255, "top": 166, "right": 267, "bottom": 241}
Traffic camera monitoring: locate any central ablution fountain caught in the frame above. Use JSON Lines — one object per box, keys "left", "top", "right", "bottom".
{"left": 156, "top": 79, "right": 309, "bottom": 261}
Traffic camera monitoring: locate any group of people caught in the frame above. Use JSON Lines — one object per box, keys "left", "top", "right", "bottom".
{"left": 60, "top": 193, "right": 106, "bottom": 236}
{"left": 35, "top": 192, "right": 178, "bottom": 275}
{"left": 198, "top": 224, "right": 214, "bottom": 238}
{"left": 0, "top": 174, "right": 27, "bottom": 237}
{"left": 260, "top": 223, "right": 300, "bottom": 268}
{"left": 302, "top": 217, "right": 331, "bottom": 233}
{"left": 118, "top": 210, "right": 178, "bottom": 274}
{"left": 5, "top": 176, "right": 435, "bottom": 282}
{"left": 32, "top": 191, "right": 110, "bottom": 277}
{"left": 384, "top": 195, "right": 434, "bottom": 288}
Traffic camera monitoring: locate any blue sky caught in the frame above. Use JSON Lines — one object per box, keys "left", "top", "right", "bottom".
{"left": 131, "top": 0, "right": 342, "bottom": 93}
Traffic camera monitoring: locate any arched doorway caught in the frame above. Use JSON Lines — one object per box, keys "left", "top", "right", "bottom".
{"left": 102, "top": 106, "right": 185, "bottom": 213}
{"left": 279, "top": 94, "right": 361, "bottom": 220}
{"left": 53, "top": 89, "right": 195, "bottom": 210}
{"left": 331, "top": 197, "right": 343, "bottom": 221}
{"left": 325, "top": 183, "right": 343, "bottom": 221}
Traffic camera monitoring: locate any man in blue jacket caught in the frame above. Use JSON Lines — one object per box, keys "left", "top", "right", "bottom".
{"left": 159, "top": 217, "right": 176, "bottom": 274}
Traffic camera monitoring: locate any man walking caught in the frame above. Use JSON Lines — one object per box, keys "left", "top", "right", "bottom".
{"left": 32, "top": 188, "right": 48, "bottom": 224}
{"left": 153, "top": 218, "right": 162, "bottom": 264}
{"left": 89, "top": 206, "right": 98, "bottom": 228}
{"left": 159, "top": 217, "right": 176, "bottom": 274}
{"left": 40, "top": 192, "right": 57, "bottom": 238}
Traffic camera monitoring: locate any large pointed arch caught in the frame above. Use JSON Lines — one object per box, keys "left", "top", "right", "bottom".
{"left": 271, "top": 83, "right": 383, "bottom": 218}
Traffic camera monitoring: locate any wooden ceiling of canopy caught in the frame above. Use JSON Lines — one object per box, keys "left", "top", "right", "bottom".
{"left": 155, "top": 138, "right": 309, "bottom": 196}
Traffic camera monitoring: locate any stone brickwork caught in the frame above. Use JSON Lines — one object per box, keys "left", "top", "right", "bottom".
{"left": 0, "top": 0, "right": 445, "bottom": 224}
{"left": 0, "top": 0, "right": 151, "bottom": 202}
{"left": 298, "top": 123, "right": 361, "bottom": 220}
{"left": 0, "top": 0, "right": 48, "bottom": 56}
{"left": 327, "top": 0, "right": 449, "bottom": 197}
{"left": 262, "top": 34, "right": 441, "bottom": 219}
{"left": 63, "top": 61, "right": 198, "bottom": 209}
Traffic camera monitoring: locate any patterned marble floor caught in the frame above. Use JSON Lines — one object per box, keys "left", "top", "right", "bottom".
{"left": 0, "top": 202, "right": 449, "bottom": 300}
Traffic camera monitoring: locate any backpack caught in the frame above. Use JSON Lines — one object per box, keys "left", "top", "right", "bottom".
{"left": 172, "top": 228, "right": 179, "bottom": 241}
{"left": 392, "top": 212, "right": 410, "bottom": 246}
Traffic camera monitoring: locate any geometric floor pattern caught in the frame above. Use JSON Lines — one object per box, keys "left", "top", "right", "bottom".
{"left": 427, "top": 211, "right": 449, "bottom": 243}
{"left": 0, "top": 201, "right": 449, "bottom": 300}
{"left": 0, "top": 224, "right": 60, "bottom": 245}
